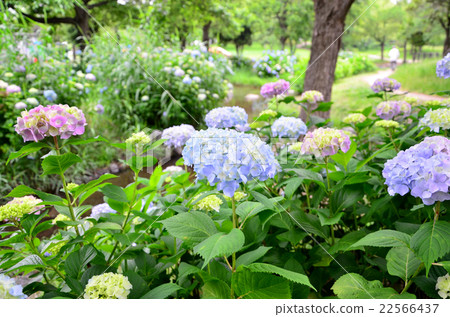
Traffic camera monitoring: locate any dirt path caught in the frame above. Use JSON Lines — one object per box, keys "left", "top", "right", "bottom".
{"left": 360, "top": 68, "right": 445, "bottom": 102}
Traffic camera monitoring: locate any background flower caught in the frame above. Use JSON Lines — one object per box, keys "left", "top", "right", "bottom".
{"left": 271, "top": 116, "right": 307, "bottom": 139}
{"left": 301, "top": 128, "right": 351, "bottom": 157}
{"left": 161, "top": 124, "right": 195, "bottom": 149}
{"left": 205, "top": 106, "right": 248, "bottom": 129}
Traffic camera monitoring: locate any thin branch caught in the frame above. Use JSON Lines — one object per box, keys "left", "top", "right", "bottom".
{"left": 87, "top": 0, "right": 115, "bottom": 9}
{"left": 19, "top": 11, "right": 76, "bottom": 25}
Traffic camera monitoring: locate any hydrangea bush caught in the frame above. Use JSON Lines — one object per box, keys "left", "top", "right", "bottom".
{"left": 253, "top": 50, "right": 296, "bottom": 78}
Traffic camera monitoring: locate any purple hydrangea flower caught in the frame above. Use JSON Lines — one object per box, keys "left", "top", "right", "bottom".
{"left": 85, "top": 73, "right": 96, "bottom": 81}
{"left": 90, "top": 203, "right": 117, "bottom": 219}
{"left": 376, "top": 101, "right": 401, "bottom": 120}
{"left": 174, "top": 68, "right": 185, "bottom": 77}
{"left": 95, "top": 104, "right": 104, "bottom": 114}
{"left": 6, "top": 85, "right": 21, "bottom": 95}
{"left": 14, "top": 102, "right": 27, "bottom": 110}
{"left": 161, "top": 124, "right": 195, "bottom": 149}
{"left": 182, "top": 128, "right": 280, "bottom": 197}
{"left": 371, "top": 78, "right": 401, "bottom": 93}
{"left": 301, "top": 128, "right": 351, "bottom": 157}
{"left": 382, "top": 136, "right": 450, "bottom": 205}
{"left": 182, "top": 76, "right": 192, "bottom": 84}
{"left": 436, "top": 53, "right": 450, "bottom": 79}
{"left": 271, "top": 116, "right": 307, "bottom": 139}
{"left": 15, "top": 104, "right": 87, "bottom": 142}
{"left": 205, "top": 106, "right": 248, "bottom": 129}
{"left": 300, "top": 90, "right": 324, "bottom": 110}
{"left": 260, "top": 79, "right": 290, "bottom": 99}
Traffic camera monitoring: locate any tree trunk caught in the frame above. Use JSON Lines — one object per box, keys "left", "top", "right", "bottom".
{"left": 280, "top": 36, "right": 287, "bottom": 50}
{"left": 202, "top": 21, "right": 211, "bottom": 49}
{"left": 74, "top": 4, "right": 91, "bottom": 48}
{"left": 302, "top": 0, "right": 355, "bottom": 120}
{"left": 418, "top": 46, "right": 422, "bottom": 60}
{"left": 403, "top": 40, "right": 407, "bottom": 64}
{"left": 380, "top": 41, "right": 384, "bottom": 61}
{"left": 444, "top": 28, "right": 450, "bottom": 56}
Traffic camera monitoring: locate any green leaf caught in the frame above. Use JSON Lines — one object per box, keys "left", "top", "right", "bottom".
{"left": 5, "top": 255, "right": 45, "bottom": 272}
{"left": 250, "top": 191, "right": 276, "bottom": 211}
{"left": 141, "top": 283, "right": 182, "bottom": 299}
{"left": 94, "top": 222, "right": 122, "bottom": 230}
{"left": 235, "top": 201, "right": 265, "bottom": 220}
{"left": 352, "top": 230, "right": 411, "bottom": 248}
{"left": 161, "top": 211, "right": 218, "bottom": 244}
{"left": 410, "top": 221, "right": 450, "bottom": 275}
{"left": 285, "top": 168, "right": 325, "bottom": 188}
{"left": 330, "top": 142, "right": 357, "bottom": 170}
{"left": 127, "top": 155, "right": 157, "bottom": 173}
{"left": 124, "top": 271, "right": 149, "bottom": 299}
{"left": 317, "top": 209, "right": 344, "bottom": 226}
{"left": 41, "top": 153, "right": 82, "bottom": 175}
{"left": 201, "top": 280, "right": 231, "bottom": 299}
{"left": 7, "top": 185, "right": 64, "bottom": 203}
{"left": 245, "top": 263, "right": 315, "bottom": 289}
{"left": 438, "top": 261, "right": 450, "bottom": 274}
{"left": 100, "top": 184, "right": 129, "bottom": 202}
{"left": 284, "top": 177, "right": 303, "bottom": 199}
{"left": 7, "top": 142, "right": 49, "bottom": 164}
{"left": 236, "top": 246, "right": 272, "bottom": 267}
{"left": 194, "top": 229, "right": 245, "bottom": 268}
{"left": 386, "top": 247, "right": 422, "bottom": 282}
{"left": 231, "top": 269, "right": 291, "bottom": 299}
{"left": 314, "top": 101, "right": 333, "bottom": 112}
{"left": 331, "top": 186, "right": 364, "bottom": 213}
{"left": 63, "top": 136, "right": 108, "bottom": 146}
{"left": 73, "top": 174, "right": 117, "bottom": 200}
{"left": 178, "top": 262, "right": 202, "bottom": 280}
{"left": 332, "top": 273, "right": 394, "bottom": 299}
{"left": 64, "top": 245, "right": 97, "bottom": 278}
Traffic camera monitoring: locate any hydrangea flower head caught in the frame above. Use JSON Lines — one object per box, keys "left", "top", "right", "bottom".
{"left": 382, "top": 136, "right": 450, "bottom": 205}
{"left": 419, "top": 108, "right": 450, "bottom": 132}
{"left": 205, "top": 107, "right": 248, "bottom": 129}
{"left": 225, "top": 191, "right": 247, "bottom": 202}
{"left": 376, "top": 101, "right": 400, "bottom": 120}
{"left": 0, "top": 196, "right": 43, "bottom": 222}
{"left": 15, "top": 104, "right": 86, "bottom": 142}
{"left": 397, "top": 100, "right": 412, "bottom": 118}
{"left": 182, "top": 128, "right": 280, "bottom": 197}
{"left": 260, "top": 79, "right": 290, "bottom": 99}
{"left": 375, "top": 120, "right": 400, "bottom": 128}
{"left": 90, "top": 203, "right": 117, "bottom": 219}
{"left": 26, "top": 97, "right": 39, "bottom": 106}
{"left": 52, "top": 213, "right": 71, "bottom": 225}
{"left": 271, "top": 116, "right": 307, "bottom": 139}
{"left": 125, "top": 131, "right": 151, "bottom": 151}
{"left": 85, "top": 73, "right": 96, "bottom": 81}
{"left": 259, "top": 109, "right": 277, "bottom": 118}
{"left": 343, "top": 113, "right": 366, "bottom": 124}
{"left": 436, "top": 274, "right": 450, "bottom": 299}
{"left": 161, "top": 124, "right": 195, "bottom": 149}
{"left": 0, "top": 274, "right": 27, "bottom": 299}
{"left": 436, "top": 53, "right": 450, "bottom": 79}
{"left": 43, "top": 90, "right": 57, "bottom": 102}
{"left": 163, "top": 166, "right": 184, "bottom": 173}
{"left": 371, "top": 78, "right": 401, "bottom": 93}
{"left": 84, "top": 273, "right": 132, "bottom": 299}
{"left": 301, "top": 128, "right": 351, "bottom": 157}
{"left": 300, "top": 90, "right": 324, "bottom": 110}
{"left": 14, "top": 102, "right": 27, "bottom": 110}
{"left": 193, "top": 194, "right": 223, "bottom": 212}
{"left": 6, "top": 85, "right": 21, "bottom": 95}
{"left": 404, "top": 97, "right": 418, "bottom": 107}
{"left": 288, "top": 142, "right": 303, "bottom": 154}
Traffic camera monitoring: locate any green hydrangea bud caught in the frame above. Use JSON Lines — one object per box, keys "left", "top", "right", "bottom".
{"left": 52, "top": 213, "right": 71, "bottom": 225}
{"left": 225, "top": 191, "right": 247, "bottom": 202}
{"left": 343, "top": 113, "right": 366, "bottom": 124}
{"left": 84, "top": 273, "right": 132, "bottom": 299}
{"left": 288, "top": 142, "right": 303, "bottom": 154}
{"left": 436, "top": 274, "right": 450, "bottom": 299}
{"left": 44, "top": 241, "right": 67, "bottom": 257}
{"left": 193, "top": 194, "right": 223, "bottom": 212}
{"left": 0, "top": 196, "right": 43, "bottom": 222}
{"left": 66, "top": 183, "right": 79, "bottom": 191}
{"left": 375, "top": 120, "right": 400, "bottom": 128}
{"left": 125, "top": 131, "right": 151, "bottom": 149}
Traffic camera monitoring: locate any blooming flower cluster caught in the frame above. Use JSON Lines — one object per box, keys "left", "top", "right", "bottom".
{"left": 15, "top": 104, "right": 86, "bottom": 142}
{"left": 225, "top": 191, "right": 247, "bottom": 202}
{"left": 371, "top": 78, "right": 401, "bottom": 93}
{"left": 419, "top": 108, "right": 450, "bottom": 132}
{"left": 288, "top": 142, "right": 303, "bottom": 154}
{"left": 300, "top": 90, "right": 324, "bottom": 110}
{"left": 205, "top": 106, "right": 248, "bottom": 130}
{"left": 375, "top": 101, "right": 411, "bottom": 120}
{"left": 193, "top": 194, "right": 223, "bottom": 212}
{"left": 260, "top": 79, "right": 290, "bottom": 99}
{"left": 259, "top": 109, "right": 277, "bottom": 118}
{"left": 253, "top": 50, "right": 296, "bottom": 77}
{"left": 90, "top": 203, "right": 117, "bottom": 219}
{"left": 343, "top": 113, "right": 366, "bottom": 124}
{"left": 271, "top": 116, "right": 307, "bottom": 139}
{"left": 125, "top": 131, "right": 151, "bottom": 154}
{"left": 6, "top": 84, "right": 21, "bottom": 95}
{"left": 436, "top": 53, "right": 450, "bottom": 79}
{"left": 0, "top": 274, "right": 27, "bottom": 299}
{"left": 84, "top": 273, "right": 132, "bottom": 299}
{"left": 301, "top": 128, "right": 351, "bottom": 157}
{"left": 382, "top": 136, "right": 450, "bottom": 205}
{"left": 404, "top": 97, "right": 418, "bottom": 107}
{"left": 375, "top": 120, "right": 400, "bottom": 128}
{"left": 52, "top": 213, "right": 71, "bottom": 225}
{"left": 163, "top": 166, "right": 184, "bottom": 173}
{"left": 0, "top": 196, "right": 43, "bottom": 222}
{"left": 436, "top": 274, "right": 450, "bottom": 299}
{"left": 161, "top": 124, "right": 195, "bottom": 149}
{"left": 182, "top": 128, "right": 280, "bottom": 197}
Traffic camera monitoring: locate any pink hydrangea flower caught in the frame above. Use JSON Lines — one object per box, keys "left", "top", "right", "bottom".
{"left": 301, "top": 128, "right": 351, "bottom": 157}
{"left": 15, "top": 104, "right": 87, "bottom": 142}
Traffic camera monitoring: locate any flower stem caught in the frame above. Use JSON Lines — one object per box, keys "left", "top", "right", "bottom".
{"left": 401, "top": 263, "right": 423, "bottom": 294}
{"left": 53, "top": 136, "right": 80, "bottom": 236}
{"left": 230, "top": 196, "right": 238, "bottom": 298}
{"left": 388, "top": 130, "right": 399, "bottom": 152}
{"left": 434, "top": 201, "right": 441, "bottom": 225}
{"left": 324, "top": 158, "right": 335, "bottom": 245}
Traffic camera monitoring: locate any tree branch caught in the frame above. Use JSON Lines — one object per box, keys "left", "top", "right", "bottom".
{"left": 87, "top": 0, "right": 115, "bottom": 9}
{"left": 19, "top": 11, "right": 76, "bottom": 25}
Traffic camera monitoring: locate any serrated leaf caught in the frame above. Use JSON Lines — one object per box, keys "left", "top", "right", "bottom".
{"left": 194, "top": 229, "right": 245, "bottom": 268}
{"left": 236, "top": 246, "right": 272, "bottom": 267}
{"left": 5, "top": 255, "right": 45, "bottom": 272}
{"left": 245, "top": 263, "right": 315, "bottom": 289}
{"left": 232, "top": 269, "right": 291, "bottom": 299}
{"left": 141, "top": 283, "right": 182, "bottom": 299}
{"left": 410, "top": 221, "right": 450, "bottom": 275}
{"left": 352, "top": 230, "right": 411, "bottom": 248}
{"left": 284, "top": 177, "right": 303, "bottom": 199}
{"left": 235, "top": 201, "right": 265, "bottom": 220}
{"left": 7, "top": 142, "right": 49, "bottom": 164}
{"left": 100, "top": 184, "right": 129, "bottom": 202}
{"left": 64, "top": 245, "right": 97, "bottom": 278}
{"left": 201, "top": 280, "right": 231, "bottom": 299}
{"left": 386, "top": 247, "right": 422, "bottom": 282}
{"left": 41, "top": 153, "right": 82, "bottom": 175}
{"left": 161, "top": 211, "right": 217, "bottom": 244}
{"left": 330, "top": 142, "right": 356, "bottom": 170}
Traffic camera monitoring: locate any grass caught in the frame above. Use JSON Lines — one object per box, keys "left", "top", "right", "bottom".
{"left": 227, "top": 68, "right": 273, "bottom": 86}
{"left": 223, "top": 43, "right": 310, "bottom": 60}
{"left": 330, "top": 72, "right": 375, "bottom": 123}
{"left": 391, "top": 59, "right": 448, "bottom": 94}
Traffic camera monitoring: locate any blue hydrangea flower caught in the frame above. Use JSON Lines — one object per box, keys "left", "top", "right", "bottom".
{"left": 371, "top": 78, "right": 401, "bottom": 93}
{"left": 86, "top": 64, "right": 93, "bottom": 73}
{"left": 90, "top": 203, "right": 117, "bottom": 219}
{"left": 419, "top": 108, "right": 450, "bottom": 132}
{"left": 161, "top": 124, "right": 195, "bottom": 149}
{"left": 43, "top": 90, "right": 57, "bottom": 102}
{"left": 271, "top": 116, "right": 307, "bottom": 139}
{"left": 182, "top": 128, "right": 280, "bottom": 197}
{"left": 182, "top": 76, "right": 192, "bottom": 85}
{"left": 205, "top": 107, "right": 248, "bottom": 129}
{"left": 436, "top": 53, "right": 450, "bottom": 79}
{"left": 0, "top": 274, "right": 27, "bottom": 299}
{"left": 382, "top": 136, "right": 450, "bottom": 205}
